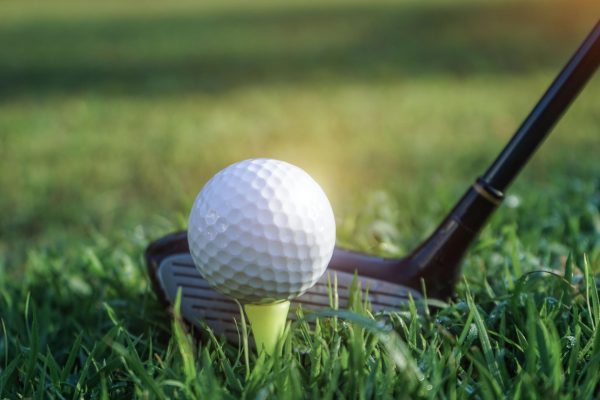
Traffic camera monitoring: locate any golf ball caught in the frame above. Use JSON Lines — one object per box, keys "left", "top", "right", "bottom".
{"left": 188, "top": 158, "right": 336, "bottom": 304}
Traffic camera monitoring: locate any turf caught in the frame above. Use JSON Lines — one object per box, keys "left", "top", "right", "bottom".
{"left": 1, "top": 0, "right": 599, "bottom": 398}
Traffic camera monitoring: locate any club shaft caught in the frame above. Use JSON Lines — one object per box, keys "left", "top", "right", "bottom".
{"left": 482, "top": 20, "right": 600, "bottom": 192}
{"left": 411, "top": 21, "right": 600, "bottom": 297}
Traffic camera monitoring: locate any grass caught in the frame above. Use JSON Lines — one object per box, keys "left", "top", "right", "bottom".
{"left": 1, "top": 0, "right": 599, "bottom": 397}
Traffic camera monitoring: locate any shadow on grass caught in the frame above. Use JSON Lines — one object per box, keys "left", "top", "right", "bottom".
{"left": 1, "top": 0, "right": 597, "bottom": 98}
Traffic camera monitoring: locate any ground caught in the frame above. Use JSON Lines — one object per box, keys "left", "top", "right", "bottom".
{"left": 0, "top": 0, "right": 599, "bottom": 398}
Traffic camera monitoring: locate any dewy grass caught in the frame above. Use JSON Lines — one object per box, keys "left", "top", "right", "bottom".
{"left": 1, "top": 185, "right": 599, "bottom": 399}
{"left": 1, "top": 183, "right": 599, "bottom": 399}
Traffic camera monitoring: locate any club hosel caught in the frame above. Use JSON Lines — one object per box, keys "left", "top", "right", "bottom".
{"left": 328, "top": 178, "right": 504, "bottom": 298}
{"left": 408, "top": 178, "right": 503, "bottom": 298}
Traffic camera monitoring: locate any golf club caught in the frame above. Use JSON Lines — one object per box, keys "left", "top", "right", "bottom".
{"left": 146, "top": 21, "right": 600, "bottom": 342}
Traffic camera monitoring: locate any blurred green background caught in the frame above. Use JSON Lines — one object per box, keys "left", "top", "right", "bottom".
{"left": 1, "top": 0, "right": 599, "bottom": 265}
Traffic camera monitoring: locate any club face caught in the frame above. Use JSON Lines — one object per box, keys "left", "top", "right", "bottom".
{"left": 146, "top": 232, "right": 422, "bottom": 342}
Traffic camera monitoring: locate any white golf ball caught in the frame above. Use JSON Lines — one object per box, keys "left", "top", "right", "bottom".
{"left": 188, "top": 158, "right": 336, "bottom": 304}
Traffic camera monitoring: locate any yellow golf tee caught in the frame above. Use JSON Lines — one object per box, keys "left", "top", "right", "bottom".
{"left": 244, "top": 301, "right": 290, "bottom": 355}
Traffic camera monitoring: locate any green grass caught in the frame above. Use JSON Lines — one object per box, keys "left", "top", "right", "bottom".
{"left": 1, "top": 0, "right": 600, "bottom": 397}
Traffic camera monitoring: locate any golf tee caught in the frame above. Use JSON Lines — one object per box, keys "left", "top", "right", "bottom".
{"left": 244, "top": 300, "right": 290, "bottom": 355}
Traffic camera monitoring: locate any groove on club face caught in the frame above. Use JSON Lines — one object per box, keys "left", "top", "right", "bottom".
{"left": 156, "top": 254, "right": 421, "bottom": 341}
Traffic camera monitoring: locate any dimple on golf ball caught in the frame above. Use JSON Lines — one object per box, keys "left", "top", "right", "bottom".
{"left": 188, "top": 158, "right": 336, "bottom": 304}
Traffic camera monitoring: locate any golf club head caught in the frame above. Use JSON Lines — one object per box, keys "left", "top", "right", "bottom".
{"left": 146, "top": 231, "right": 422, "bottom": 342}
